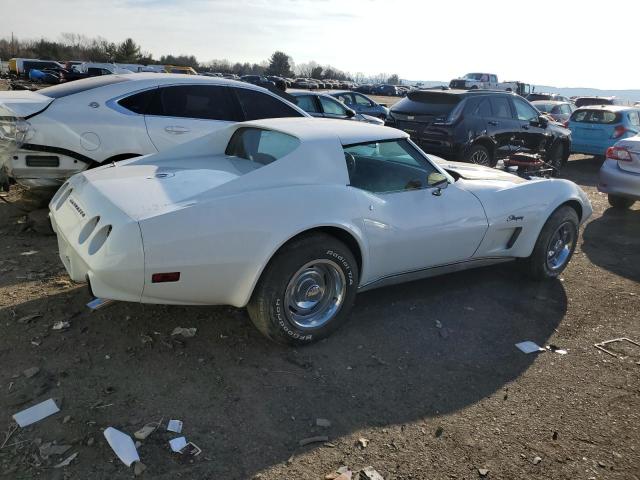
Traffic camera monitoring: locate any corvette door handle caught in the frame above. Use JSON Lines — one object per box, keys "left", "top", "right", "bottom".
{"left": 164, "top": 126, "right": 190, "bottom": 134}
{"left": 488, "top": 121, "right": 499, "bottom": 126}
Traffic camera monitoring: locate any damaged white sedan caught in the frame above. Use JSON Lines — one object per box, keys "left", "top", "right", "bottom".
{"left": 49, "top": 118, "right": 592, "bottom": 344}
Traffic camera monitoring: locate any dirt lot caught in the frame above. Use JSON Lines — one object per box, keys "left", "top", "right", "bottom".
{"left": 1, "top": 89, "right": 639, "bottom": 479}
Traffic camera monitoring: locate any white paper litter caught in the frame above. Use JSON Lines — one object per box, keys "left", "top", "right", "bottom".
{"left": 104, "top": 427, "right": 140, "bottom": 467}
{"left": 167, "top": 419, "right": 183, "bottom": 433}
{"left": 169, "top": 436, "right": 187, "bottom": 453}
{"left": 13, "top": 399, "right": 60, "bottom": 427}
{"left": 515, "top": 341, "right": 544, "bottom": 354}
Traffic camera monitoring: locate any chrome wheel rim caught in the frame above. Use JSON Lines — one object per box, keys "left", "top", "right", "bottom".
{"left": 546, "top": 222, "right": 575, "bottom": 271}
{"left": 284, "top": 259, "right": 346, "bottom": 329}
{"left": 470, "top": 149, "right": 490, "bottom": 166}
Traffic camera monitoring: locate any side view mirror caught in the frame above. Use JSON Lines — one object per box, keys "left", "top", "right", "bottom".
{"left": 427, "top": 172, "right": 449, "bottom": 196}
{"left": 379, "top": 103, "right": 387, "bottom": 107}
{"left": 533, "top": 115, "right": 549, "bottom": 128}
{"left": 345, "top": 108, "right": 356, "bottom": 118}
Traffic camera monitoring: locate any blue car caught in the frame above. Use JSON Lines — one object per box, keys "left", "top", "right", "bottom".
{"left": 569, "top": 105, "right": 640, "bottom": 157}
{"left": 329, "top": 91, "right": 390, "bottom": 120}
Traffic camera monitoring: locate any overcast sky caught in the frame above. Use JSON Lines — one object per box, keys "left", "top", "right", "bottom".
{"left": 3, "top": 0, "right": 638, "bottom": 89}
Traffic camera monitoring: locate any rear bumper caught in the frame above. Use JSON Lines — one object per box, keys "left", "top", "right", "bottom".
{"left": 7, "top": 148, "right": 87, "bottom": 189}
{"left": 598, "top": 159, "right": 640, "bottom": 200}
{"left": 49, "top": 182, "right": 146, "bottom": 302}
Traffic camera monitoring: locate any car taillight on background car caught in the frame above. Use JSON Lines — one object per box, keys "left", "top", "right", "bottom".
{"left": 606, "top": 146, "right": 632, "bottom": 161}
{"left": 612, "top": 125, "right": 628, "bottom": 138}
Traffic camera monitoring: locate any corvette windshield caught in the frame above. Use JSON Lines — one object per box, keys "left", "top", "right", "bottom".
{"left": 225, "top": 127, "right": 300, "bottom": 165}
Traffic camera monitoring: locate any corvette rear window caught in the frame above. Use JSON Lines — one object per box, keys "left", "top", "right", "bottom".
{"left": 225, "top": 127, "right": 300, "bottom": 165}
{"left": 38, "top": 75, "right": 131, "bottom": 99}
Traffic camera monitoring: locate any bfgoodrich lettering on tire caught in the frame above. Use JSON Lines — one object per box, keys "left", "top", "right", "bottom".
{"left": 247, "top": 233, "right": 359, "bottom": 345}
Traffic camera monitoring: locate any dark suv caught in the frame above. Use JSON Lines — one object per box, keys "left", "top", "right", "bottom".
{"left": 386, "top": 89, "right": 571, "bottom": 169}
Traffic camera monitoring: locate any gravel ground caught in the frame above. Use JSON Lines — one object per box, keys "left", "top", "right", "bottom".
{"left": 0, "top": 82, "right": 638, "bottom": 479}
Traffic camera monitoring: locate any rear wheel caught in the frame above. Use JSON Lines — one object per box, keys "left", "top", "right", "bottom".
{"left": 608, "top": 194, "right": 635, "bottom": 209}
{"left": 247, "top": 233, "right": 359, "bottom": 345}
{"left": 466, "top": 144, "right": 495, "bottom": 167}
{"left": 523, "top": 206, "right": 579, "bottom": 279}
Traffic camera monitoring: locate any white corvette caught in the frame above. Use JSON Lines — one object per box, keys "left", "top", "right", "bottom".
{"left": 49, "top": 118, "right": 592, "bottom": 344}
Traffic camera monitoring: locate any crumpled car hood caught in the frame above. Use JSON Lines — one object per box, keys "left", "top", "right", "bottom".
{"left": 437, "top": 160, "right": 528, "bottom": 184}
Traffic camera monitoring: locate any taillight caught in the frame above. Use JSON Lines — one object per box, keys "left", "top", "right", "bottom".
{"left": 563, "top": 120, "right": 569, "bottom": 128}
{"left": 606, "top": 146, "right": 632, "bottom": 162}
{"left": 613, "top": 125, "right": 627, "bottom": 138}
{"left": 152, "top": 272, "right": 181, "bottom": 283}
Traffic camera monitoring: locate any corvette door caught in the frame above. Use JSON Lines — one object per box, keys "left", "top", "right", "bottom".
{"left": 144, "top": 85, "right": 240, "bottom": 151}
{"left": 344, "top": 140, "right": 488, "bottom": 282}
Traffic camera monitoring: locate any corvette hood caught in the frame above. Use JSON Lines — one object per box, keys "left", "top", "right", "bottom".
{"left": 75, "top": 155, "right": 257, "bottom": 221}
{"left": 437, "top": 160, "right": 528, "bottom": 184}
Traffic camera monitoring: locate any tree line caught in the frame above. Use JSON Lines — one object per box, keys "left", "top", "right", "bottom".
{"left": 0, "top": 34, "right": 401, "bottom": 84}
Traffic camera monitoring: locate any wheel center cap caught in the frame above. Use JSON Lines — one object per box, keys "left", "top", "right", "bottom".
{"left": 306, "top": 285, "right": 322, "bottom": 299}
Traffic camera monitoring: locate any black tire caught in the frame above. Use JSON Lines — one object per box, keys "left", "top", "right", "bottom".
{"left": 547, "top": 142, "right": 565, "bottom": 177}
{"left": 247, "top": 233, "right": 359, "bottom": 345}
{"left": 608, "top": 194, "right": 635, "bottom": 209}
{"left": 466, "top": 144, "right": 495, "bottom": 167}
{"left": 524, "top": 206, "right": 579, "bottom": 280}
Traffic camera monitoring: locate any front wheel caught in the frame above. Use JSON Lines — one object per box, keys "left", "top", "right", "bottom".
{"left": 523, "top": 206, "right": 579, "bottom": 279}
{"left": 247, "top": 233, "right": 359, "bottom": 345}
{"left": 608, "top": 194, "right": 635, "bottom": 209}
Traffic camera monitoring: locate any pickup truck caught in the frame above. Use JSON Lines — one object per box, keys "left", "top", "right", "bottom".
{"left": 449, "top": 73, "right": 531, "bottom": 97}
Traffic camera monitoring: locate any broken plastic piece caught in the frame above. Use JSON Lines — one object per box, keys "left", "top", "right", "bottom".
{"left": 54, "top": 452, "right": 78, "bottom": 469}
{"left": 181, "top": 442, "right": 202, "bottom": 456}
{"left": 87, "top": 297, "right": 115, "bottom": 310}
{"left": 134, "top": 423, "right": 158, "bottom": 441}
{"left": 171, "top": 327, "right": 197, "bottom": 338}
{"left": 546, "top": 344, "right": 568, "bottom": 355}
{"left": 104, "top": 427, "right": 140, "bottom": 467}
{"left": 515, "top": 341, "right": 544, "bottom": 354}
{"left": 169, "top": 436, "right": 187, "bottom": 453}
{"left": 167, "top": 419, "right": 183, "bottom": 433}
{"left": 13, "top": 398, "right": 60, "bottom": 427}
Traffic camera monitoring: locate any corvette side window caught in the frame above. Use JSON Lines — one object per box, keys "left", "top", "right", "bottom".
{"left": 225, "top": 127, "right": 300, "bottom": 165}
{"left": 343, "top": 139, "right": 438, "bottom": 194}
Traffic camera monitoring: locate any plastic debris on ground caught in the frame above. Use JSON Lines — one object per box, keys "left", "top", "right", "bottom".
{"left": 104, "top": 427, "right": 140, "bottom": 467}
{"left": 360, "top": 466, "right": 384, "bottom": 480}
{"left": 13, "top": 398, "right": 60, "bottom": 427}
{"left": 546, "top": 344, "right": 568, "bottom": 355}
{"left": 515, "top": 341, "right": 544, "bottom": 354}
{"left": 52, "top": 321, "right": 70, "bottom": 330}
{"left": 181, "top": 442, "right": 202, "bottom": 456}
{"left": 169, "top": 436, "right": 188, "bottom": 453}
{"left": 53, "top": 452, "right": 78, "bottom": 469}
{"left": 171, "top": 327, "right": 197, "bottom": 338}
{"left": 87, "top": 297, "right": 115, "bottom": 310}
{"left": 134, "top": 422, "right": 160, "bottom": 441}
{"left": 167, "top": 419, "right": 183, "bottom": 433}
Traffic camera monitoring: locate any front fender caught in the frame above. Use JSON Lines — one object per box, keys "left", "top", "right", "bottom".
{"left": 469, "top": 178, "right": 591, "bottom": 259}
